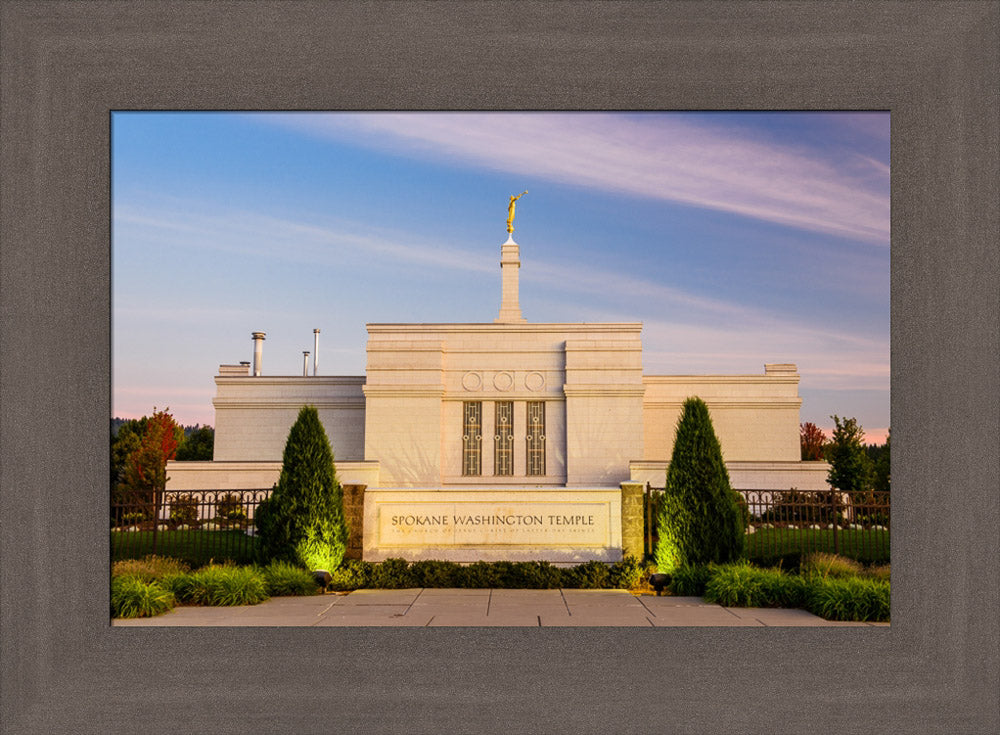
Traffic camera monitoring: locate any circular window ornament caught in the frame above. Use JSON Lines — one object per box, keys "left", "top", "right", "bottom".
{"left": 493, "top": 371, "right": 514, "bottom": 392}
{"left": 525, "top": 371, "right": 545, "bottom": 391}
{"left": 462, "top": 371, "right": 482, "bottom": 391}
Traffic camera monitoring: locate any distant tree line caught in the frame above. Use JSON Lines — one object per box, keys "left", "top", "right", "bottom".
{"left": 800, "top": 418, "right": 890, "bottom": 494}
{"left": 111, "top": 410, "right": 214, "bottom": 514}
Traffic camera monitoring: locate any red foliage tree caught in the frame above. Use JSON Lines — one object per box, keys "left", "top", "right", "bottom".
{"left": 118, "top": 408, "right": 182, "bottom": 518}
{"left": 800, "top": 422, "right": 828, "bottom": 461}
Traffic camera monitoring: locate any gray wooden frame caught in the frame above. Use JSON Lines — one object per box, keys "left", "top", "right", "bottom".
{"left": 1, "top": 2, "right": 997, "bottom": 733}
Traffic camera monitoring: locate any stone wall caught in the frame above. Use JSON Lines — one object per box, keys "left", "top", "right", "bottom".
{"left": 341, "top": 484, "right": 366, "bottom": 560}
{"left": 619, "top": 482, "right": 645, "bottom": 560}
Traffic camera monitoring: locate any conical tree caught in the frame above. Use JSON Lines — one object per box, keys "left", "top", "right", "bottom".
{"left": 655, "top": 397, "right": 746, "bottom": 572}
{"left": 256, "top": 405, "right": 348, "bottom": 571}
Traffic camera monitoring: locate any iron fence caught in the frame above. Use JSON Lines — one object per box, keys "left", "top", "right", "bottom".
{"left": 111, "top": 488, "right": 271, "bottom": 564}
{"left": 644, "top": 485, "right": 890, "bottom": 563}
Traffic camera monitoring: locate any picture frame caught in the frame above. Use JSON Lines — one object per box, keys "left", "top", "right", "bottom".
{"left": 1, "top": 2, "right": 996, "bottom": 732}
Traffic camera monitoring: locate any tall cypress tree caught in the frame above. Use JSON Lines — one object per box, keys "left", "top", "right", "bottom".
{"left": 655, "top": 397, "right": 746, "bottom": 572}
{"left": 256, "top": 405, "right": 348, "bottom": 571}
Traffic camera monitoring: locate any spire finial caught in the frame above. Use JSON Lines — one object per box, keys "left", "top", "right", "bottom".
{"left": 506, "top": 190, "right": 528, "bottom": 234}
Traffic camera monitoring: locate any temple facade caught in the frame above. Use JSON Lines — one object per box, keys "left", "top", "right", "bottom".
{"left": 167, "top": 227, "right": 829, "bottom": 562}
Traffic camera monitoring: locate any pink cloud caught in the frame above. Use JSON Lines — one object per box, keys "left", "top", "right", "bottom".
{"left": 273, "top": 113, "right": 889, "bottom": 246}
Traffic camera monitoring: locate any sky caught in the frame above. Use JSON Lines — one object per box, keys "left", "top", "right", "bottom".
{"left": 112, "top": 111, "right": 890, "bottom": 444}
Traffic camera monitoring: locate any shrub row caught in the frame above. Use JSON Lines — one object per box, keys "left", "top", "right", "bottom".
{"left": 327, "top": 557, "right": 647, "bottom": 592}
{"left": 111, "top": 557, "right": 320, "bottom": 618}
{"left": 667, "top": 554, "right": 890, "bottom": 622}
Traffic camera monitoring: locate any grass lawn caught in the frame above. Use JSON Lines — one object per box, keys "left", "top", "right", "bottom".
{"left": 111, "top": 529, "right": 260, "bottom": 566}
{"left": 747, "top": 527, "right": 889, "bottom": 565}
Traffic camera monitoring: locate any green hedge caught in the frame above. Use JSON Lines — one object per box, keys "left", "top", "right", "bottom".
{"left": 328, "top": 557, "right": 646, "bottom": 592}
{"left": 112, "top": 555, "right": 648, "bottom": 618}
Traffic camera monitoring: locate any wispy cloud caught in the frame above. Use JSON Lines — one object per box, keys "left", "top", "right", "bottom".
{"left": 269, "top": 112, "right": 890, "bottom": 246}
{"left": 639, "top": 319, "right": 888, "bottom": 392}
{"left": 116, "top": 198, "right": 882, "bottom": 348}
{"left": 114, "top": 198, "right": 888, "bottom": 412}
{"left": 114, "top": 203, "right": 495, "bottom": 276}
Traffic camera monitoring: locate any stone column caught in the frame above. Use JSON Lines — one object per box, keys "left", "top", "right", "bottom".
{"left": 620, "top": 482, "right": 645, "bottom": 560}
{"left": 341, "top": 484, "right": 366, "bottom": 560}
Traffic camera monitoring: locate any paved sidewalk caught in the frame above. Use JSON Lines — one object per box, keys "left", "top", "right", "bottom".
{"left": 113, "top": 589, "right": 887, "bottom": 627}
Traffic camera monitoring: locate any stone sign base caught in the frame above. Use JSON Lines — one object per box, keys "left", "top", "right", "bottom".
{"left": 363, "top": 487, "right": 623, "bottom": 563}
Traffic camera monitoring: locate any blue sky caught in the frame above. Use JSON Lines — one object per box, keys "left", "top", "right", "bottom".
{"left": 112, "top": 111, "right": 890, "bottom": 443}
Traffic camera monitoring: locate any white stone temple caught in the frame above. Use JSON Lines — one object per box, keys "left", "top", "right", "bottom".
{"left": 168, "top": 218, "right": 829, "bottom": 562}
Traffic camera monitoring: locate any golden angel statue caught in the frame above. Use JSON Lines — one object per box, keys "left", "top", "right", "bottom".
{"left": 507, "top": 190, "right": 528, "bottom": 234}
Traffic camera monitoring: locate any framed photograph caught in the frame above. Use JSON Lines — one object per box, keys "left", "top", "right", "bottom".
{"left": 2, "top": 2, "right": 996, "bottom": 733}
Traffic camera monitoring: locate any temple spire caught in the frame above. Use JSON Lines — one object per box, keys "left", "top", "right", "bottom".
{"left": 496, "top": 232, "right": 526, "bottom": 323}
{"left": 497, "top": 193, "right": 528, "bottom": 323}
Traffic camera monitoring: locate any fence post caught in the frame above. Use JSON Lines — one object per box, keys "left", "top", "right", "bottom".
{"left": 149, "top": 489, "right": 159, "bottom": 556}
{"left": 645, "top": 482, "right": 653, "bottom": 559}
{"left": 831, "top": 490, "right": 840, "bottom": 556}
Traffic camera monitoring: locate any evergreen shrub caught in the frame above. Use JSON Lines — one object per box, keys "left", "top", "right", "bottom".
{"left": 655, "top": 397, "right": 746, "bottom": 573}
{"left": 256, "top": 406, "right": 349, "bottom": 571}
{"left": 607, "top": 556, "right": 645, "bottom": 590}
{"left": 215, "top": 492, "right": 247, "bottom": 521}
{"left": 566, "top": 560, "right": 611, "bottom": 589}
{"left": 169, "top": 494, "right": 199, "bottom": 525}
{"left": 409, "top": 560, "right": 463, "bottom": 588}
{"left": 369, "top": 558, "right": 411, "bottom": 588}
{"left": 321, "top": 558, "right": 644, "bottom": 591}
{"left": 460, "top": 561, "right": 503, "bottom": 589}
{"left": 327, "top": 560, "right": 375, "bottom": 591}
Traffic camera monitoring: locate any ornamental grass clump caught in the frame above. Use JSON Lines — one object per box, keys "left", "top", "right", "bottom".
{"left": 180, "top": 564, "right": 269, "bottom": 606}
{"left": 655, "top": 397, "right": 746, "bottom": 573}
{"left": 261, "top": 561, "right": 322, "bottom": 596}
{"left": 669, "top": 564, "right": 715, "bottom": 596}
{"left": 800, "top": 552, "right": 864, "bottom": 579}
{"left": 111, "top": 575, "right": 176, "bottom": 618}
{"left": 256, "top": 406, "right": 349, "bottom": 572}
{"left": 111, "top": 555, "right": 189, "bottom": 583}
{"left": 806, "top": 575, "right": 890, "bottom": 622}
{"left": 866, "top": 563, "right": 891, "bottom": 582}
{"left": 703, "top": 563, "right": 809, "bottom": 608}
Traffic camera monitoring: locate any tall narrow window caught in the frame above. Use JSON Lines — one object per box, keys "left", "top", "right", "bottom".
{"left": 462, "top": 402, "right": 482, "bottom": 476}
{"left": 526, "top": 401, "right": 545, "bottom": 476}
{"left": 494, "top": 401, "right": 514, "bottom": 476}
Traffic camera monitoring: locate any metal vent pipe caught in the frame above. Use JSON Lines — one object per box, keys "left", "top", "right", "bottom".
{"left": 302, "top": 351, "right": 310, "bottom": 376}
{"left": 313, "top": 328, "right": 320, "bottom": 376}
{"left": 251, "top": 331, "right": 266, "bottom": 376}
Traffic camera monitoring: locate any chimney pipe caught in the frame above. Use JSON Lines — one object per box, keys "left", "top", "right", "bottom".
{"left": 313, "top": 329, "right": 320, "bottom": 376}
{"left": 302, "top": 351, "right": 310, "bottom": 376}
{"left": 251, "top": 331, "right": 266, "bottom": 376}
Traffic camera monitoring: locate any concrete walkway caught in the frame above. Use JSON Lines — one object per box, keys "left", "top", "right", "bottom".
{"left": 113, "top": 588, "right": 887, "bottom": 627}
